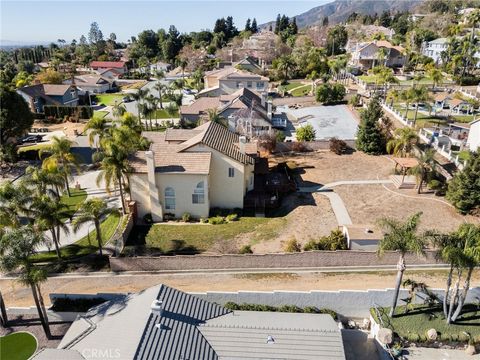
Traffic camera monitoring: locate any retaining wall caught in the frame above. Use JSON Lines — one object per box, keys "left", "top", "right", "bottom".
{"left": 109, "top": 250, "right": 441, "bottom": 272}
{"left": 275, "top": 139, "right": 356, "bottom": 152}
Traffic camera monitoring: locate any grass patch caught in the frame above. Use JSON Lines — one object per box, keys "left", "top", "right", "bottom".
{"left": 371, "top": 304, "right": 480, "bottom": 343}
{"left": 0, "top": 331, "right": 37, "bottom": 360}
{"left": 145, "top": 217, "right": 286, "bottom": 253}
{"left": 283, "top": 81, "right": 306, "bottom": 91}
{"left": 95, "top": 94, "right": 124, "bottom": 106}
{"left": 59, "top": 188, "right": 87, "bottom": 219}
{"left": 32, "top": 212, "right": 121, "bottom": 262}
{"left": 452, "top": 114, "right": 475, "bottom": 123}
{"left": 152, "top": 109, "right": 179, "bottom": 119}
{"left": 291, "top": 84, "right": 312, "bottom": 97}
{"left": 93, "top": 110, "right": 108, "bottom": 119}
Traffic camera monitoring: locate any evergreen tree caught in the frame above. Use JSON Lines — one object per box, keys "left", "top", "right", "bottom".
{"left": 280, "top": 15, "right": 290, "bottom": 32}
{"left": 225, "top": 16, "right": 238, "bottom": 39}
{"left": 356, "top": 97, "right": 385, "bottom": 154}
{"left": 251, "top": 18, "right": 258, "bottom": 33}
{"left": 245, "top": 18, "right": 251, "bottom": 32}
{"left": 275, "top": 14, "right": 281, "bottom": 34}
{"left": 214, "top": 18, "right": 227, "bottom": 34}
{"left": 446, "top": 151, "right": 480, "bottom": 214}
{"left": 322, "top": 16, "right": 329, "bottom": 27}
{"left": 290, "top": 17, "right": 298, "bottom": 34}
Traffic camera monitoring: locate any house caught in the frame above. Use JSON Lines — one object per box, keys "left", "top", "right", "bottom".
{"left": 128, "top": 121, "right": 256, "bottom": 220}
{"left": 467, "top": 119, "right": 480, "bottom": 152}
{"left": 235, "top": 56, "right": 264, "bottom": 73}
{"left": 90, "top": 61, "right": 127, "bottom": 74}
{"left": 349, "top": 40, "right": 406, "bottom": 71}
{"left": 49, "top": 284, "right": 345, "bottom": 360}
{"left": 434, "top": 92, "right": 453, "bottom": 109}
{"left": 421, "top": 38, "right": 448, "bottom": 64}
{"left": 17, "top": 84, "right": 79, "bottom": 113}
{"left": 97, "top": 68, "right": 123, "bottom": 80}
{"left": 342, "top": 225, "right": 381, "bottom": 251}
{"left": 137, "top": 61, "right": 171, "bottom": 75}
{"left": 180, "top": 88, "right": 275, "bottom": 137}
{"left": 64, "top": 74, "right": 114, "bottom": 94}
{"left": 199, "top": 67, "right": 269, "bottom": 97}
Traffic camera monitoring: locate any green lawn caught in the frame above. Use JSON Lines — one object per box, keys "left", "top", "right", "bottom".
{"left": 0, "top": 332, "right": 37, "bottom": 360}
{"left": 152, "top": 109, "right": 179, "bottom": 119}
{"left": 372, "top": 304, "right": 480, "bottom": 343}
{"left": 283, "top": 81, "right": 306, "bottom": 91}
{"left": 145, "top": 217, "right": 286, "bottom": 253}
{"left": 95, "top": 94, "right": 124, "bottom": 106}
{"left": 392, "top": 104, "right": 476, "bottom": 125}
{"left": 93, "top": 110, "right": 108, "bottom": 119}
{"left": 291, "top": 84, "right": 312, "bottom": 97}
{"left": 60, "top": 188, "right": 87, "bottom": 219}
{"left": 17, "top": 143, "right": 52, "bottom": 154}
{"left": 32, "top": 212, "right": 121, "bottom": 262}
{"left": 451, "top": 114, "right": 475, "bottom": 123}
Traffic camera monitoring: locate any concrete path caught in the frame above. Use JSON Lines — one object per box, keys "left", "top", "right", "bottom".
{"left": 298, "top": 179, "right": 392, "bottom": 226}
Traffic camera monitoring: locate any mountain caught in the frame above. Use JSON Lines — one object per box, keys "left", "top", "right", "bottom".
{"left": 262, "top": 0, "right": 422, "bottom": 29}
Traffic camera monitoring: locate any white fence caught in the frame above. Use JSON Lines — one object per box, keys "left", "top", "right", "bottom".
{"left": 382, "top": 102, "right": 414, "bottom": 128}
{"left": 418, "top": 128, "right": 467, "bottom": 170}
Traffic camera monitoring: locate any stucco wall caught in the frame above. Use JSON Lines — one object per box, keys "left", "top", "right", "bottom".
{"left": 154, "top": 173, "right": 209, "bottom": 219}
{"left": 467, "top": 122, "right": 480, "bottom": 152}
{"left": 186, "top": 144, "right": 252, "bottom": 209}
{"left": 129, "top": 173, "right": 150, "bottom": 218}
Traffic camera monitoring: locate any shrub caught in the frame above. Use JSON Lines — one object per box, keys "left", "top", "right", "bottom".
{"left": 303, "top": 230, "right": 347, "bottom": 251}
{"left": 182, "top": 212, "right": 191, "bottom": 222}
{"left": 316, "top": 83, "right": 346, "bottom": 104}
{"left": 143, "top": 213, "right": 153, "bottom": 224}
{"left": 163, "top": 213, "right": 175, "bottom": 221}
{"left": 329, "top": 137, "right": 348, "bottom": 155}
{"left": 200, "top": 217, "right": 208, "bottom": 223}
{"left": 349, "top": 94, "right": 361, "bottom": 107}
{"left": 239, "top": 245, "right": 253, "bottom": 254}
{"left": 222, "top": 302, "right": 338, "bottom": 319}
{"left": 284, "top": 237, "right": 301, "bottom": 252}
{"left": 226, "top": 213, "right": 239, "bottom": 222}
{"left": 428, "top": 180, "right": 442, "bottom": 190}
{"left": 208, "top": 216, "right": 225, "bottom": 225}
{"left": 296, "top": 124, "right": 316, "bottom": 142}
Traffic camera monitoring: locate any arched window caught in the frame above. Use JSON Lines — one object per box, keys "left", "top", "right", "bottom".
{"left": 164, "top": 187, "right": 175, "bottom": 210}
{"left": 192, "top": 181, "right": 205, "bottom": 204}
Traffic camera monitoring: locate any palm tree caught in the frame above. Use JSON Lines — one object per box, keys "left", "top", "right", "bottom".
{"left": 0, "top": 227, "right": 51, "bottom": 338}
{"left": 277, "top": 55, "right": 295, "bottom": 82}
{"left": 153, "top": 81, "right": 166, "bottom": 109}
{"left": 23, "top": 166, "right": 65, "bottom": 199}
{"left": 192, "top": 69, "right": 204, "bottom": 92}
{"left": 430, "top": 223, "right": 480, "bottom": 324}
{"left": 40, "top": 136, "right": 79, "bottom": 197}
{"left": 307, "top": 70, "right": 319, "bottom": 96}
{"left": 97, "top": 141, "right": 130, "bottom": 214}
{"left": 30, "top": 195, "right": 70, "bottom": 259}
{"left": 72, "top": 198, "right": 119, "bottom": 256}
{"left": 146, "top": 95, "right": 158, "bottom": 130}
{"left": 85, "top": 116, "right": 108, "bottom": 149}
{"left": 0, "top": 182, "right": 30, "bottom": 228}
{"left": 411, "top": 86, "right": 431, "bottom": 125}
{"left": 409, "top": 149, "right": 436, "bottom": 194}
{"left": 377, "top": 212, "right": 425, "bottom": 317}
{"left": 386, "top": 88, "right": 401, "bottom": 108}
{"left": 400, "top": 88, "right": 416, "bottom": 121}
{"left": 207, "top": 108, "right": 226, "bottom": 126}
{"left": 386, "top": 127, "right": 419, "bottom": 157}
{"left": 427, "top": 67, "right": 444, "bottom": 92}
{"left": 112, "top": 102, "right": 126, "bottom": 120}
{"left": 131, "top": 88, "right": 149, "bottom": 125}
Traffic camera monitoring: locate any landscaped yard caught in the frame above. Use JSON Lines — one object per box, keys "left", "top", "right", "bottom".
{"left": 152, "top": 109, "right": 179, "bottom": 118}
{"left": 0, "top": 331, "right": 37, "bottom": 360}
{"left": 372, "top": 304, "right": 480, "bottom": 343}
{"left": 95, "top": 94, "right": 124, "bottom": 106}
{"left": 59, "top": 188, "right": 87, "bottom": 219}
{"left": 93, "top": 110, "right": 108, "bottom": 119}
{"left": 283, "top": 81, "right": 305, "bottom": 92}
{"left": 290, "top": 84, "right": 312, "bottom": 97}
{"left": 32, "top": 212, "right": 121, "bottom": 262}
{"left": 145, "top": 217, "right": 286, "bottom": 253}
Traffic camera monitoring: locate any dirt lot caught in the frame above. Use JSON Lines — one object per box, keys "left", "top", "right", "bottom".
{"left": 2, "top": 269, "right": 479, "bottom": 307}
{"left": 336, "top": 184, "right": 478, "bottom": 233}
{"left": 275, "top": 151, "right": 393, "bottom": 187}
{"left": 32, "top": 120, "right": 85, "bottom": 139}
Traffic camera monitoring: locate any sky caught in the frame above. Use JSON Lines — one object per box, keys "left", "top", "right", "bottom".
{"left": 0, "top": 0, "right": 330, "bottom": 44}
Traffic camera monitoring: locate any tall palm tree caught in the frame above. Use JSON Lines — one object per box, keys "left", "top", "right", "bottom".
{"left": 146, "top": 95, "right": 158, "bottom": 130}
{"left": 0, "top": 227, "right": 51, "bottom": 338}
{"left": 131, "top": 88, "right": 149, "bottom": 125}
{"left": 430, "top": 223, "right": 480, "bottom": 324}
{"left": 411, "top": 86, "right": 431, "bottom": 125}
{"left": 72, "top": 198, "right": 119, "bottom": 256}
{"left": 112, "top": 102, "right": 126, "bottom": 120}
{"left": 30, "top": 195, "right": 70, "bottom": 259}
{"left": 85, "top": 116, "right": 108, "bottom": 149}
{"left": 386, "top": 127, "right": 419, "bottom": 157}
{"left": 377, "top": 212, "right": 425, "bottom": 317}
{"left": 400, "top": 88, "right": 416, "bottom": 121}
{"left": 0, "top": 182, "right": 30, "bottom": 228}
{"left": 409, "top": 149, "right": 436, "bottom": 194}
{"left": 40, "top": 136, "right": 79, "bottom": 197}
{"left": 97, "top": 142, "right": 130, "bottom": 214}
{"left": 427, "top": 67, "right": 444, "bottom": 92}
{"left": 192, "top": 69, "right": 204, "bottom": 92}
{"left": 153, "top": 81, "right": 166, "bottom": 109}
{"left": 23, "top": 166, "right": 65, "bottom": 199}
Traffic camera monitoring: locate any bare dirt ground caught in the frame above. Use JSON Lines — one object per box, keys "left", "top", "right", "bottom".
{"left": 33, "top": 120, "right": 86, "bottom": 139}
{"left": 250, "top": 193, "right": 338, "bottom": 253}
{"left": 336, "top": 184, "right": 478, "bottom": 233}
{"left": 274, "top": 151, "right": 393, "bottom": 187}
{"left": 2, "top": 270, "right": 479, "bottom": 307}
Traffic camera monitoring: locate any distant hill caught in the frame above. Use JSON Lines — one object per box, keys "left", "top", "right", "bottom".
{"left": 262, "top": 0, "right": 422, "bottom": 29}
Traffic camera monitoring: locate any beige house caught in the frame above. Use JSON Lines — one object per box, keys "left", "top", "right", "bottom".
{"left": 350, "top": 40, "right": 405, "bottom": 70}
{"left": 129, "top": 122, "right": 255, "bottom": 221}
{"left": 199, "top": 67, "right": 269, "bottom": 97}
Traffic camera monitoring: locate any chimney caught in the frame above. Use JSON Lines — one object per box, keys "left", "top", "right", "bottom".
{"left": 151, "top": 300, "right": 163, "bottom": 315}
{"left": 239, "top": 136, "right": 247, "bottom": 154}
{"left": 145, "top": 151, "right": 163, "bottom": 222}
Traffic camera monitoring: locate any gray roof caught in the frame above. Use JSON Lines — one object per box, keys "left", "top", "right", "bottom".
{"left": 134, "top": 285, "right": 230, "bottom": 360}
{"left": 199, "top": 311, "right": 346, "bottom": 360}
{"left": 32, "top": 349, "right": 85, "bottom": 360}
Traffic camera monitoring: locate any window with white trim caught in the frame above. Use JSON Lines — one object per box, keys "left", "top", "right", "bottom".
{"left": 228, "top": 168, "right": 235, "bottom": 178}
{"left": 164, "top": 187, "right": 175, "bottom": 210}
{"left": 192, "top": 181, "right": 205, "bottom": 204}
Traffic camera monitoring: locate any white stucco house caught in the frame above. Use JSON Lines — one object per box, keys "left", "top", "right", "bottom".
{"left": 128, "top": 122, "right": 256, "bottom": 221}
{"left": 466, "top": 119, "right": 480, "bottom": 152}
{"left": 421, "top": 38, "right": 448, "bottom": 64}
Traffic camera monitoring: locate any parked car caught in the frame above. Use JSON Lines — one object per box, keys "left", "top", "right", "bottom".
{"left": 20, "top": 135, "right": 43, "bottom": 144}
{"left": 182, "top": 88, "right": 193, "bottom": 95}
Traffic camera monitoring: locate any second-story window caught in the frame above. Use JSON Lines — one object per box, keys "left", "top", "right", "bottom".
{"left": 228, "top": 168, "right": 235, "bottom": 178}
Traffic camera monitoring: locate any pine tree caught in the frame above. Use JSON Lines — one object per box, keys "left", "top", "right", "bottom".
{"left": 322, "top": 16, "right": 329, "bottom": 27}
{"left": 275, "top": 14, "right": 281, "bottom": 34}
{"left": 356, "top": 97, "right": 386, "bottom": 154}
{"left": 290, "top": 17, "right": 298, "bottom": 34}
{"left": 245, "top": 18, "right": 251, "bottom": 32}
{"left": 446, "top": 151, "right": 480, "bottom": 214}
{"left": 251, "top": 18, "right": 258, "bottom": 33}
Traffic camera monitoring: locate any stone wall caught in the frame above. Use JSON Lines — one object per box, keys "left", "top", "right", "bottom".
{"left": 109, "top": 250, "right": 441, "bottom": 272}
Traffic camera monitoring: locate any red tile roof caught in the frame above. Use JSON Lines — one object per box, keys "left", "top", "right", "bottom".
{"left": 90, "top": 61, "right": 125, "bottom": 69}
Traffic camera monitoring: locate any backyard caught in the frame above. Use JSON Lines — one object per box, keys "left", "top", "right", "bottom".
{"left": 0, "top": 332, "right": 37, "bottom": 360}
{"left": 391, "top": 103, "right": 475, "bottom": 125}
{"left": 94, "top": 93, "right": 124, "bottom": 106}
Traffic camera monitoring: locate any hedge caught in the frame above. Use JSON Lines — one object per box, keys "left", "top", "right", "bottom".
{"left": 223, "top": 302, "right": 338, "bottom": 320}
{"left": 43, "top": 105, "right": 93, "bottom": 120}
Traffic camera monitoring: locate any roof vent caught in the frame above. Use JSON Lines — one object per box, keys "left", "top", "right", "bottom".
{"left": 364, "top": 228, "right": 373, "bottom": 234}
{"left": 266, "top": 335, "right": 275, "bottom": 344}
{"left": 151, "top": 300, "right": 163, "bottom": 315}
